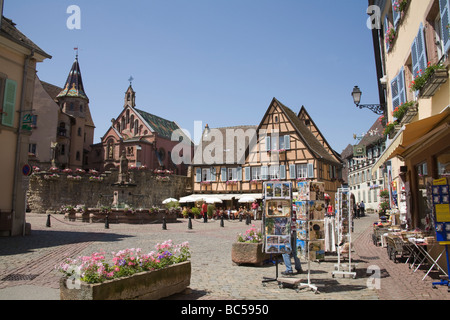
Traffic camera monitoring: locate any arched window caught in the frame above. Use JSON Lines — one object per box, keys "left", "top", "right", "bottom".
{"left": 76, "top": 151, "right": 80, "bottom": 161}
{"left": 107, "top": 139, "right": 114, "bottom": 159}
{"left": 78, "top": 127, "right": 82, "bottom": 136}
{"left": 130, "top": 115, "right": 135, "bottom": 129}
{"left": 134, "top": 120, "right": 139, "bottom": 135}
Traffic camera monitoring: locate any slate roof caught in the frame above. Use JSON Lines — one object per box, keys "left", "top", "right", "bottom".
{"left": 56, "top": 57, "right": 88, "bottom": 100}
{"left": 194, "top": 125, "right": 258, "bottom": 165}
{"left": 134, "top": 108, "right": 183, "bottom": 140}
{"left": 357, "top": 118, "right": 385, "bottom": 148}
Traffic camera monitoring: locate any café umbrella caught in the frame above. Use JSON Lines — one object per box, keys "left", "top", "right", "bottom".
{"left": 162, "top": 198, "right": 178, "bottom": 204}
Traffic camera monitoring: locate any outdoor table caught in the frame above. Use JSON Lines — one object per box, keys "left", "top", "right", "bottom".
{"left": 408, "top": 238, "right": 448, "bottom": 281}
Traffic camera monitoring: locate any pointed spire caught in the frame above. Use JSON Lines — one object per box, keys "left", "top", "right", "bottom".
{"left": 56, "top": 54, "right": 88, "bottom": 101}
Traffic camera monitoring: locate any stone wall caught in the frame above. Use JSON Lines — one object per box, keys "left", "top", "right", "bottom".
{"left": 27, "top": 169, "right": 191, "bottom": 213}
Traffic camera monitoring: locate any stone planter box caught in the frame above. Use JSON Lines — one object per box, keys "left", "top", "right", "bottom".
{"left": 232, "top": 242, "right": 266, "bottom": 267}
{"left": 60, "top": 261, "right": 191, "bottom": 300}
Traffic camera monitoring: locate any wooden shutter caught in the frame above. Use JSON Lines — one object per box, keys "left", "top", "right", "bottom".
{"left": 307, "top": 163, "right": 314, "bottom": 179}
{"left": 261, "top": 166, "right": 269, "bottom": 180}
{"left": 390, "top": 68, "right": 406, "bottom": 109}
{"left": 440, "top": 0, "right": 450, "bottom": 53}
{"left": 221, "top": 168, "right": 227, "bottom": 181}
{"left": 2, "top": 79, "right": 17, "bottom": 127}
{"left": 244, "top": 167, "right": 250, "bottom": 181}
{"left": 289, "top": 164, "right": 296, "bottom": 179}
{"left": 416, "top": 24, "right": 428, "bottom": 76}
{"left": 280, "top": 165, "right": 286, "bottom": 180}
{"left": 237, "top": 167, "right": 242, "bottom": 181}
{"left": 284, "top": 135, "right": 290, "bottom": 150}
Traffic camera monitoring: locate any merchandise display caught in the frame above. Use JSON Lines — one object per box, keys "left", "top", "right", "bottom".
{"left": 332, "top": 187, "right": 356, "bottom": 279}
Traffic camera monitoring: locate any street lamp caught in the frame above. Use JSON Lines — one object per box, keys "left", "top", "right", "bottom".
{"left": 351, "top": 86, "right": 385, "bottom": 115}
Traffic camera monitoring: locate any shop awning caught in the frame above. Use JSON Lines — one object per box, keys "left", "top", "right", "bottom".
{"left": 372, "top": 108, "right": 450, "bottom": 175}
{"left": 179, "top": 193, "right": 263, "bottom": 202}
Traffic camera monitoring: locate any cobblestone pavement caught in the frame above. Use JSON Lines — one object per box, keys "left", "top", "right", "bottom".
{"left": 0, "top": 212, "right": 449, "bottom": 300}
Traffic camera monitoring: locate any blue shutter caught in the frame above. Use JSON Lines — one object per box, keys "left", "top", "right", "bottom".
{"left": 280, "top": 165, "right": 286, "bottom": 180}
{"left": 244, "top": 167, "right": 250, "bottom": 181}
{"left": 440, "top": 0, "right": 450, "bottom": 53}
{"left": 392, "top": 1, "right": 401, "bottom": 27}
{"left": 237, "top": 167, "right": 242, "bottom": 181}
{"left": 416, "top": 24, "right": 428, "bottom": 76}
{"left": 411, "top": 34, "right": 420, "bottom": 77}
{"left": 196, "top": 168, "right": 201, "bottom": 182}
{"left": 384, "top": 15, "right": 390, "bottom": 52}
{"left": 210, "top": 168, "right": 216, "bottom": 181}
{"left": 2, "top": 79, "right": 17, "bottom": 127}
{"left": 221, "top": 168, "right": 227, "bottom": 181}
{"left": 284, "top": 135, "right": 290, "bottom": 150}
{"left": 307, "top": 163, "right": 314, "bottom": 178}
{"left": 265, "top": 136, "right": 271, "bottom": 151}
{"left": 390, "top": 73, "right": 400, "bottom": 109}
{"left": 398, "top": 67, "right": 406, "bottom": 105}
{"left": 261, "top": 166, "right": 269, "bottom": 180}
{"left": 289, "top": 164, "right": 296, "bottom": 179}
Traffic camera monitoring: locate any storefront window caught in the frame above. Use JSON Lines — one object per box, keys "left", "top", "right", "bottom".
{"left": 437, "top": 150, "right": 450, "bottom": 178}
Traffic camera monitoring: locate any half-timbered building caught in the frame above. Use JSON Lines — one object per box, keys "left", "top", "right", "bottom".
{"left": 187, "top": 98, "right": 343, "bottom": 207}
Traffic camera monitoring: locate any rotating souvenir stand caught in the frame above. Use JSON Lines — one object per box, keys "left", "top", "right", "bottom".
{"left": 332, "top": 187, "right": 356, "bottom": 278}
{"left": 261, "top": 181, "right": 293, "bottom": 285}
{"left": 430, "top": 178, "right": 450, "bottom": 291}
{"left": 293, "top": 181, "right": 326, "bottom": 293}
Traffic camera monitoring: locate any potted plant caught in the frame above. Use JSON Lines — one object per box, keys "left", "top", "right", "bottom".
{"left": 410, "top": 62, "right": 448, "bottom": 98}
{"left": 232, "top": 226, "right": 266, "bottom": 266}
{"left": 58, "top": 240, "right": 191, "bottom": 300}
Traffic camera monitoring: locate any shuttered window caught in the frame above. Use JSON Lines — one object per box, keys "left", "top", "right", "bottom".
{"left": 2, "top": 79, "right": 17, "bottom": 127}
{"left": 411, "top": 23, "right": 427, "bottom": 79}
{"left": 440, "top": 0, "right": 450, "bottom": 53}
{"left": 390, "top": 67, "right": 406, "bottom": 109}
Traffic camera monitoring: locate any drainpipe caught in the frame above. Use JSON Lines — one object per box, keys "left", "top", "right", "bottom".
{"left": 11, "top": 48, "right": 34, "bottom": 236}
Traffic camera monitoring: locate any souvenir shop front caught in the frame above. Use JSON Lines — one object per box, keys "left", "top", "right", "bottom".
{"left": 371, "top": 110, "right": 450, "bottom": 283}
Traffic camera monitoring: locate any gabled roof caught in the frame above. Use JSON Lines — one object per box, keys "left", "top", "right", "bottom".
{"left": 193, "top": 125, "right": 258, "bottom": 165}
{"left": 56, "top": 56, "right": 88, "bottom": 101}
{"left": 134, "top": 108, "right": 183, "bottom": 140}
{"left": 0, "top": 16, "right": 51, "bottom": 60}
{"left": 262, "top": 98, "right": 342, "bottom": 166}
{"left": 357, "top": 118, "right": 385, "bottom": 148}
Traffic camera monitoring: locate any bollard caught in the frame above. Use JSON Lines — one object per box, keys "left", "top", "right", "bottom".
{"left": 188, "top": 216, "right": 192, "bottom": 230}
{"left": 162, "top": 216, "right": 167, "bottom": 230}
{"left": 246, "top": 215, "right": 250, "bottom": 225}
{"left": 105, "top": 215, "right": 109, "bottom": 229}
{"left": 46, "top": 214, "right": 51, "bottom": 227}
{"left": 220, "top": 215, "right": 224, "bottom": 227}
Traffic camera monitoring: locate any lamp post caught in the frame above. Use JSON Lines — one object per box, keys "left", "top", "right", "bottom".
{"left": 351, "top": 86, "right": 385, "bottom": 115}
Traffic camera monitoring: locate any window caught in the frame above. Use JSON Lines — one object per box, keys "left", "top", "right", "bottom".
{"left": 252, "top": 167, "right": 261, "bottom": 180}
{"left": 297, "top": 164, "right": 308, "bottom": 179}
{"left": 391, "top": 67, "right": 406, "bottom": 109}
{"left": 269, "top": 166, "right": 280, "bottom": 180}
{"left": 61, "top": 144, "right": 65, "bottom": 155}
{"left": 437, "top": 150, "right": 450, "bottom": 178}
{"left": 134, "top": 120, "right": 139, "bottom": 135}
{"left": 76, "top": 151, "right": 80, "bottom": 161}
{"left": 28, "top": 143, "right": 36, "bottom": 155}
{"left": 411, "top": 23, "right": 427, "bottom": 80}
{"left": 439, "top": 0, "right": 450, "bottom": 54}
{"left": 202, "top": 168, "right": 211, "bottom": 182}
{"left": 78, "top": 127, "right": 82, "bottom": 136}
{"left": 69, "top": 103, "right": 74, "bottom": 111}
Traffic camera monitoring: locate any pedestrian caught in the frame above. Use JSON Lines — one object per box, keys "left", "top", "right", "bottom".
{"left": 251, "top": 200, "right": 259, "bottom": 220}
{"left": 356, "top": 203, "right": 360, "bottom": 219}
{"left": 202, "top": 202, "right": 208, "bottom": 223}
{"left": 282, "top": 228, "right": 303, "bottom": 276}
{"left": 327, "top": 204, "right": 333, "bottom": 215}
{"left": 360, "top": 201, "right": 365, "bottom": 217}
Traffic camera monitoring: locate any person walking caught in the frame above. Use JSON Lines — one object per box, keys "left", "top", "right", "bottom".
{"left": 356, "top": 203, "right": 360, "bottom": 219}
{"left": 360, "top": 201, "right": 365, "bottom": 217}
{"left": 251, "top": 200, "right": 259, "bottom": 220}
{"left": 202, "top": 202, "right": 208, "bottom": 223}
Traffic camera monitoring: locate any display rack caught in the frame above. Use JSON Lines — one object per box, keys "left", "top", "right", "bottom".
{"left": 293, "top": 181, "right": 325, "bottom": 294}
{"left": 261, "top": 181, "right": 292, "bottom": 285}
{"left": 332, "top": 187, "right": 357, "bottom": 279}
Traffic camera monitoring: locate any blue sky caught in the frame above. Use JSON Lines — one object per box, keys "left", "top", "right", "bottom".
{"left": 4, "top": 0, "right": 381, "bottom": 153}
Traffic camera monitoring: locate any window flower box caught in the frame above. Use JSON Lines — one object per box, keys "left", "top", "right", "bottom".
{"left": 410, "top": 63, "right": 448, "bottom": 98}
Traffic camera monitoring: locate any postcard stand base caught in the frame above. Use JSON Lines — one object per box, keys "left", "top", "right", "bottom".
{"left": 262, "top": 255, "right": 279, "bottom": 285}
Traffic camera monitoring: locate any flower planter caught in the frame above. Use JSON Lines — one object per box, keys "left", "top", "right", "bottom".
{"left": 399, "top": 104, "right": 418, "bottom": 125}
{"left": 420, "top": 68, "right": 448, "bottom": 98}
{"left": 60, "top": 261, "right": 191, "bottom": 300}
{"left": 231, "top": 242, "right": 266, "bottom": 267}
